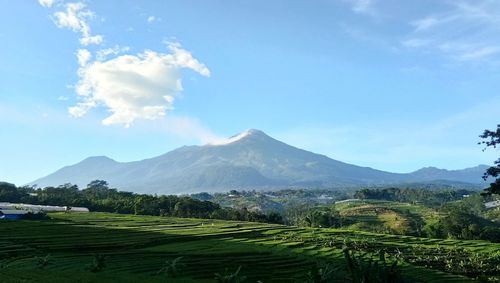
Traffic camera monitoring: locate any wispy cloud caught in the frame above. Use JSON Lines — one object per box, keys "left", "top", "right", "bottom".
{"left": 403, "top": 0, "right": 500, "bottom": 63}
{"left": 158, "top": 115, "right": 222, "bottom": 144}
{"left": 344, "top": 0, "right": 377, "bottom": 16}
{"left": 453, "top": 46, "right": 500, "bottom": 62}
{"left": 50, "top": 2, "right": 103, "bottom": 45}
{"left": 38, "top": 0, "right": 55, "bottom": 8}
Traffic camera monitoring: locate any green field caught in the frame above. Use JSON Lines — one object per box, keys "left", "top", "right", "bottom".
{"left": 1, "top": 212, "right": 499, "bottom": 282}
{"left": 333, "top": 200, "right": 439, "bottom": 235}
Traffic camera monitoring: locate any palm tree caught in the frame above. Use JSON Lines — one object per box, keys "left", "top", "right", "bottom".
{"left": 157, "top": 256, "right": 185, "bottom": 278}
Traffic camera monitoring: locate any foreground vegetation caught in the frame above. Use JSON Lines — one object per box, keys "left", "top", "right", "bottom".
{"left": 1, "top": 212, "right": 499, "bottom": 282}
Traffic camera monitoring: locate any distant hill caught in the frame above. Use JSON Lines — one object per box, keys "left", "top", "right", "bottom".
{"left": 406, "top": 166, "right": 488, "bottom": 184}
{"left": 30, "top": 129, "right": 489, "bottom": 194}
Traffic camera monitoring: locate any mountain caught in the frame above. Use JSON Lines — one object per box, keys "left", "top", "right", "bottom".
{"left": 405, "top": 166, "right": 489, "bottom": 184}
{"left": 30, "top": 129, "right": 489, "bottom": 194}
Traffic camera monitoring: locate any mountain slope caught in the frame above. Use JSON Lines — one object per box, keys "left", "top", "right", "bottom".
{"left": 30, "top": 129, "right": 489, "bottom": 193}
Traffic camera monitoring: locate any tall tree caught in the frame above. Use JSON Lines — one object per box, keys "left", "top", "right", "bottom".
{"left": 479, "top": 124, "right": 500, "bottom": 195}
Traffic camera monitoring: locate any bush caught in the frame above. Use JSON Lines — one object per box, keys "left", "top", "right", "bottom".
{"left": 22, "top": 211, "right": 49, "bottom": 220}
{"left": 480, "top": 226, "right": 500, "bottom": 242}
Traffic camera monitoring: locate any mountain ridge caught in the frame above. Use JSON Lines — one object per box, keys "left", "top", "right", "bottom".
{"left": 30, "top": 129, "right": 489, "bottom": 193}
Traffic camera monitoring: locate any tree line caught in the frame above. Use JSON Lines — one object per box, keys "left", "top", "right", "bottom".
{"left": 0, "top": 180, "right": 283, "bottom": 224}
{"left": 353, "top": 187, "right": 474, "bottom": 207}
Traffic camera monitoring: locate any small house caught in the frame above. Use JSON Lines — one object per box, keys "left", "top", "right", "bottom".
{"left": 68, "top": 207, "right": 90, "bottom": 212}
{"left": 0, "top": 210, "right": 28, "bottom": 220}
{"left": 0, "top": 202, "right": 89, "bottom": 220}
{"left": 485, "top": 200, "right": 500, "bottom": 209}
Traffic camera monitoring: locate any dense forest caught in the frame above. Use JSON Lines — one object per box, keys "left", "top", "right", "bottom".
{"left": 0, "top": 181, "right": 283, "bottom": 224}
{"left": 353, "top": 187, "right": 474, "bottom": 207}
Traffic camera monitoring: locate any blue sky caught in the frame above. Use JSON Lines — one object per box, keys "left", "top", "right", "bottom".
{"left": 1, "top": 0, "right": 499, "bottom": 185}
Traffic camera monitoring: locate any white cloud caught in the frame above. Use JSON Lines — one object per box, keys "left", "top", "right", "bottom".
{"left": 70, "top": 43, "right": 210, "bottom": 127}
{"left": 76, "top": 48, "right": 91, "bottom": 66}
{"left": 42, "top": 2, "right": 215, "bottom": 142}
{"left": 403, "top": 0, "right": 500, "bottom": 63}
{"left": 38, "top": 0, "right": 55, "bottom": 8}
{"left": 53, "top": 3, "right": 87, "bottom": 31}
{"left": 52, "top": 2, "right": 103, "bottom": 46}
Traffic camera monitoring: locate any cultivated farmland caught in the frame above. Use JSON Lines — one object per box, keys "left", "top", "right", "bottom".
{"left": 1, "top": 213, "right": 499, "bottom": 282}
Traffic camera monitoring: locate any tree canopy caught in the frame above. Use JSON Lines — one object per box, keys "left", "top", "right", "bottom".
{"left": 479, "top": 124, "right": 500, "bottom": 195}
{"left": 0, "top": 180, "right": 283, "bottom": 224}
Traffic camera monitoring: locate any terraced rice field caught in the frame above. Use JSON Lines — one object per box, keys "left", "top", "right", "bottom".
{"left": 334, "top": 200, "right": 438, "bottom": 235}
{"left": 0, "top": 212, "right": 498, "bottom": 282}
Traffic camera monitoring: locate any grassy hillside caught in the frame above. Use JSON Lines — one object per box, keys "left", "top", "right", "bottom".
{"left": 1, "top": 213, "right": 499, "bottom": 282}
{"left": 332, "top": 200, "right": 439, "bottom": 236}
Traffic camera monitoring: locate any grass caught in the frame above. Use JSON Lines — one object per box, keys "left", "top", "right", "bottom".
{"left": 0, "top": 212, "right": 498, "bottom": 282}
{"left": 334, "top": 200, "right": 439, "bottom": 235}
